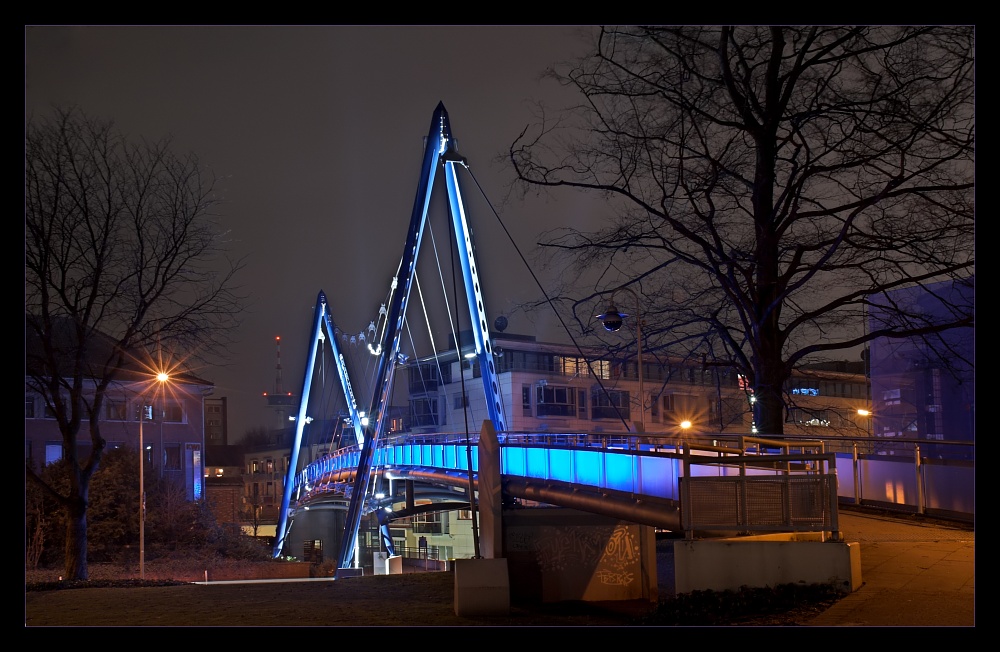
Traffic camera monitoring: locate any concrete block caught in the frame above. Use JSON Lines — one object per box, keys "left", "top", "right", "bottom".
{"left": 674, "top": 539, "right": 862, "bottom": 595}
{"left": 453, "top": 558, "right": 510, "bottom": 616}
{"left": 334, "top": 567, "right": 364, "bottom": 580}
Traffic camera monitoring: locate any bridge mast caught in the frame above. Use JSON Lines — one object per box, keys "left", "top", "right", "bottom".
{"left": 335, "top": 103, "right": 506, "bottom": 570}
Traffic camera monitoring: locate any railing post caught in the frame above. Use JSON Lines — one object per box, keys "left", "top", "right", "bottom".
{"left": 828, "top": 463, "right": 841, "bottom": 541}
{"left": 681, "top": 444, "right": 693, "bottom": 539}
{"left": 915, "top": 444, "right": 925, "bottom": 515}
{"left": 852, "top": 443, "right": 861, "bottom": 505}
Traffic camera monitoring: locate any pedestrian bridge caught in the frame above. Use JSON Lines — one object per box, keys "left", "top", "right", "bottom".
{"left": 288, "top": 423, "right": 844, "bottom": 542}
{"left": 277, "top": 422, "right": 972, "bottom": 601}
{"left": 283, "top": 423, "right": 973, "bottom": 557}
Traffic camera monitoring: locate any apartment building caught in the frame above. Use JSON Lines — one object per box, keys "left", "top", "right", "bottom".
{"left": 868, "top": 275, "right": 975, "bottom": 459}
{"left": 24, "top": 366, "right": 214, "bottom": 502}
{"left": 403, "top": 332, "right": 872, "bottom": 441}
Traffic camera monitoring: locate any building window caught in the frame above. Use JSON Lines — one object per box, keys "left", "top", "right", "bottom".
{"left": 457, "top": 509, "right": 472, "bottom": 520}
{"left": 162, "top": 402, "right": 183, "bottom": 423}
{"left": 25, "top": 396, "right": 36, "bottom": 419}
{"left": 662, "top": 394, "right": 676, "bottom": 412}
{"left": 578, "top": 390, "right": 588, "bottom": 418}
{"left": 453, "top": 394, "right": 469, "bottom": 409}
{"left": 105, "top": 399, "right": 127, "bottom": 421}
{"left": 590, "top": 360, "right": 611, "bottom": 380}
{"left": 164, "top": 444, "right": 182, "bottom": 470}
{"left": 44, "top": 403, "right": 58, "bottom": 419}
{"left": 592, "top": 389, "right": 630, "bottom": 420}
{"left": 45, "top": 442, "right": 62, "bottom": 465}
{"left": 134, "top": 401, "right": 154, "bottom": 421}
{"left": 414, "top": 510, "right": 442, "bottom": 534}
{"left": 536, "top": 384, "right": 576, "bottom": 417}
{"left": 410, "top": 398, "right": 440, "bottom": 427}
{"left": 789, "top": 408, "right": 830, "bottom": 427}
{"left": 522, "top": 385, "right": 532, "bottom": 416}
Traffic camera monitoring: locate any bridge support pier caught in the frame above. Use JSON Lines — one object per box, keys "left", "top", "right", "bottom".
{"left": 453, "top": 558, "right": 511, "bottom": 616}
{"left": 478, "top": 420, "right": 504, "bottom": 558}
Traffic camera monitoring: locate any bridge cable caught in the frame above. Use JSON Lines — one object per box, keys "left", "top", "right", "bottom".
{"left": 463, "top": 167, "right": 631, "bottom": 431}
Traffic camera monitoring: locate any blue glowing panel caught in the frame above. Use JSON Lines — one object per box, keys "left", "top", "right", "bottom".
{"left": 502, "top": 447, "right": 527, "bottom": 476}
{"left": 637, "top": 455, "right": 680, "bottom": 500}
{"left": 546, "top": 448, "right": 574, "bottom": 483}
{"left": 523, "top": 447, "right": 551, "bottom": 479}
{"left": 604, "top": 451, "right": 636, "bottom": 493}
{"left": 443, "top": 444, "right": 458, "bottom": 469}
{"left": 572, "top": 450, "right": 604, "bottom": 487}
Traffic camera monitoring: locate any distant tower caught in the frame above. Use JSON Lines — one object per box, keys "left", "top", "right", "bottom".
{"left": 262, "top": 336, "right": 296, "bottom": 430}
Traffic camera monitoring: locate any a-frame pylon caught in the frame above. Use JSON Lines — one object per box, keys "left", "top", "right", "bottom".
{"left": 272, "top": 103, "right": 508, "bottom": 569}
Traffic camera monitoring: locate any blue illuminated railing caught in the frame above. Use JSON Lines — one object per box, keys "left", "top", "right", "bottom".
{"left": 291, "top": 429, "right": 974, "bottom": 524}
{"left": 293, "top": 432, "right": 690, "bottom": 506}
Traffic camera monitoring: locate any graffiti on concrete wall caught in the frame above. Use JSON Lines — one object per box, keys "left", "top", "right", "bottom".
{"left": 508, "top": 523, "right": 639, "bottom": 586}
{"left": 595, "top": 524, "right": 639, "bottom": 586}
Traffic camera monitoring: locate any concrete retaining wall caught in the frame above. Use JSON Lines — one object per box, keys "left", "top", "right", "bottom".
{"left": 673, "top": 535, "right": 862, "bottom": 595}
{"left": 502, "top": 507, "right": 657, "bottom": 604}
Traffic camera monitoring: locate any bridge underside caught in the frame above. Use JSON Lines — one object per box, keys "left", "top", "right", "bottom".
{"left": 291, "top": 465, "right": 683, "bottom": 538}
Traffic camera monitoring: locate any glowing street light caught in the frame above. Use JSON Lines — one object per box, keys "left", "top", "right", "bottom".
{"left": 139, "top": 371, "right": 170, "bottom": 580}
{"left": 597, "top": 288, "right": 645, "bottom": 433}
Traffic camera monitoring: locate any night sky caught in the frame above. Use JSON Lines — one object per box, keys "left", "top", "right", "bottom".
{"left": 25, "top": 25, "right": 603, "bottom": 440}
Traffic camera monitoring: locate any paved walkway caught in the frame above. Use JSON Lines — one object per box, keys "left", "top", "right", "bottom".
{"left": 806, "top": 508, "right": 975, "bottom": 627}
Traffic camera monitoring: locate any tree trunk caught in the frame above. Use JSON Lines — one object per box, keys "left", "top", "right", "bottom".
{"left": 63, "top": 497, "right": 88, "bottom": 580}
{"left": 753, "top": 357, "right": 790, "bottom": 436}
{"left": 753, "top": 381, "right": 786, "bottom": 436}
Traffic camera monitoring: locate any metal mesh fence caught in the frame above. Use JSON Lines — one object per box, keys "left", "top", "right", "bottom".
{"left": 682, "top": 475, "right": 834, "bottom": 532}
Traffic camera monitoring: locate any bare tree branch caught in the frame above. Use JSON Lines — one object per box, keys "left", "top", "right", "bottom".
{"left": 25, "top": 106, "right": 248, "bottom": 579}
{"left": 508, "top": 26, "right": 974, "bottom": 435}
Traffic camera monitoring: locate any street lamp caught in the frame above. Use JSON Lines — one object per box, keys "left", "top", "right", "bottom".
{"left": 139, "top": 371, "right": 169, "bottom": 580}
{"left": 597, "top": 288, "right": 644, "bottom": 433}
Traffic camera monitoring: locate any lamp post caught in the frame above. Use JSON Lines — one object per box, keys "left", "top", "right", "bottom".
{"left": 857, "top": 408, "right": 873, "bottom": 454}
{"left": 139, "top": 372, "right": 169, "bottom": 580}
{"left": 597, "top": 288, "right": 644, "bottom": 433}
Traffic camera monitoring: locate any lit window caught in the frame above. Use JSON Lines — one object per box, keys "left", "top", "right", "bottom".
{"left": 45, "top": 442, "right": 62, "bottom": 465}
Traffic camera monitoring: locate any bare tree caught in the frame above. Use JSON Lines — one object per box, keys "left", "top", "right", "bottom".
{"left": 25, "top": 106, "right": 246, "bottom": 580}
{"left": 509, "top": 26, "right": 974, "bottom": 435}
{"left": 242, "top": 492, "right": 265, "bottom": 539}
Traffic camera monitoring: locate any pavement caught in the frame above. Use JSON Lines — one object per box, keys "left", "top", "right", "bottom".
{"left": 805, "top": 507, "right": 975, "bottom": 627}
